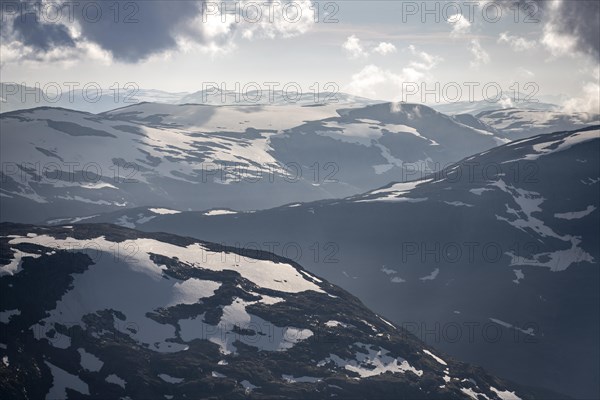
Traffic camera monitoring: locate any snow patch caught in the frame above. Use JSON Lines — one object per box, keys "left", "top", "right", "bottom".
{"left": 358, "top": 179, "right": 433, "bottom": 202}
{"left": 423, "top": 349, "right": 447, "bottom": 366}
{"left": 159, "top": 373, "right": 184, "bottom": 383}
{"left": 282, "top": 374, "right": 322, "bottom": 383}
{"left": 378, "top": 317, "right": 395, "bottom": 329}
{"left": 179, "top": 298, "right": 313, "bottom": 354}
{"left": 512, "top": 269, "right": 524, "bottom": 285}
{"left": 149, "top": 208, "right": 181, "bottom": 215}
{"left": 491, "top": 387, "right": 522, "bottom": 400}
{"left": 8, "top": 235, "right": 325, "bottom": 293}
{"left": 461, "top": 387, "right": 490, "bottom": 400}
{"left": 45, "top": 361, "right": 90, "bottom": 399}
{"left": 324, "top": 320, "right": 349, "bottom": 328}
{"left": 444, "top": 201, "right": 474, "bottom": 207}
{"left": 105, "top": 374, "right": 126, "bottom": 388}
{"left": 489, "top": 318, "right": 535, "bottom": 336}
{"left": 524, "top": 129, "right": 599, "bottom": 161}
{"left": 318, "top": 343, "right": 423, "bottom": 378}
{"left": 470, "top": 188, "right": 493, "bottom": 196}
{"left": 554, "top": 205, "right": 596, "bottom": 220}
{"left": 0, "top": 249, "right": 41, "bottom": 276}
{"left": 420, "top": 268, "right": 439, "bottom": 281}
{"left": 240, "top": 380, "right": 259, "bottom": 393}
{"left": 203, "top": 209, "right": 237, "bottom": 216}
{"left": 78, "top": 348, "right": 103, "bottom": 372}
{"left": 380, "top": 266, "right": 397, "bottom": 275}
{"left": 0, "top": 309, "right": 21, "bottom": 324}
{"left": 170, "top": 279, "right": 221, "bottom": 306}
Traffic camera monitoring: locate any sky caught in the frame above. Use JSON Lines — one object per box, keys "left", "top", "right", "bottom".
{"left": 1, "top": 0, "right": 599, "bottom": 112}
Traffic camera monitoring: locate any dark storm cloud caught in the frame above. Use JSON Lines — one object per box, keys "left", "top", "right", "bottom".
{"left": 547, "top": 0, "right": 600, "bottom": 59}
{"left": 71, "top": 0, "right": 204, "bottom": 62}
{"left": 2, "top": 0, "right": 206, "bottom": 62}
{"left": 514, "top": 0, "right": 599, "bottom": 59}
{"left": 11, "top": 7, "right": 75, "bottom": 51}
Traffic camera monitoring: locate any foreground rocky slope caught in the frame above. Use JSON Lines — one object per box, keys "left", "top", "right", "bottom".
{"left": 0, "top": 223, "right": 532, "bottom": 399}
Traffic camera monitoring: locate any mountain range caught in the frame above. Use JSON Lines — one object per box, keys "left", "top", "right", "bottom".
{"left": 1, "top": 93, "right": 598, "bottom": 399}
{"left": 2, "top": 101, "right": 597, "bottom": 224}
{"left": 67, "top": 126, "right": 600, "bottom": 399}
{"left": 0, "top": 223, "right": 544, "bottom": 400}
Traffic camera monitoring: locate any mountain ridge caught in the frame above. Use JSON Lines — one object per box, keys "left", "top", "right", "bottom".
{"left": 68, "top": 126, "right": 599, "bottom": 399}
{"left": 0, "top": 222, "right": 540, "bottom": 400}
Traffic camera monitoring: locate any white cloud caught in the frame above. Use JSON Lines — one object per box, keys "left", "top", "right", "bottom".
{"left": 346, "top": 45, "right": 441, "bottom": 99}
{"left": 164, "top": 0, "right": 320, "bottom": 58}
{"left": 346, "top": 65, "right": 390, "bottom": 97}
{"left": 469, "top": 39, "right": 490, "bottom": 68}
{"left": 346, "top": 64, "right": 428, "bottom": 99}
{"left": 498, "top": 32, "right": 537, "bottom": 52}
{"left": 536, "top": 0, "right": 600, "bottom": 59}
{"left": 562, "top": 80, "right": 600, "bottom": 114}
{"left": 447, "top": 14, "right": 471, "bottom": 37}
{"left": 541, "top": 22, "right": 578, "bottom": 57}
{"left": 177, "top": 0, "right": 317, "bottom": 56}
{"left": 373, "top": 42, "right": 397, "bottom": 55}
{"left": 408, "top": 45, "right": 441, "bottom": 71}
{"left": 0, "top": 40, "right": 112, "bottom": 67}
{"left": 343, "top": 35, "right": 368, "bottom": 59}
{"left": 343, "top": 37, "right": 399, "bottom": 58}
{"left": 0, "top": 10, "right": 113, "bottom": 66}
{"left": 446, "top": 13, "right": 489, "bottom": 69}
{"left": 252, "top": 0, "right": 316, "bottom": 39}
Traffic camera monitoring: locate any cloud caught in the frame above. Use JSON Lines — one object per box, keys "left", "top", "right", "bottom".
{"left": 536, "top": 0, "right": 599, "bottom": 59}
{"left": 0, "top": 34, "right": 112, "bottom": 67}
{"left": 407, "top": 45, "right": 441, "bottom": 71}
{"left": 343, "top": 36, "right": 399, "bottom": 58}
{"left": 562, "top": 81, "right": 600, "bottom": 114}
{"left": 346, "top": 65, "right": 391, "bottom": 97}
{"left": 0, "top": 0, "right": 203, "bottom": 63}
{"left": 10, "top": 12, "right": 75, "bottom": 51}
{"left": 541, "top": 20, "right": 579, "bottom": 58}
{"left": 561, "top": 65, "right": 600, "bottom": 114}
{"left": 346, "top": 64, "right": 429, "bottom": 99}
{"left": 469, "top": 39, "right": 490, "bottom": 68}
{"left": 497, "top": 0, "right": 599, "bottom": 59}
{"left": 178, "top": 0, "right": 316, "bottom": 56}
{"left": 445, "top": 13, "right": 489, "bottom": 68}
{"left": 343, "top": 35, "right": 368, "bottom": 59}
{"left": 346, "top": 45, "right": 441, "bottom": 99}
{"left": 373, "top": 42, "right": 397, "bottom": 55}
{"left": 73, "top": 0, "right": 202, "bottom": 63}
{"left": 498, "top": 32, "right": 537, "bottom": 52}
{"left": 253, "top": 0, "right": 316, "bottom": 39}
{"left": 447, "top": 13, "right": 472, "bottom": 37}
{"left": 1, "top": 0, "right": 318, "bottom": 64}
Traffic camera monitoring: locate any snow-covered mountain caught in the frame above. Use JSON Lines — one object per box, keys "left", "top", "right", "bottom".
{"left": 0, "top": 83, "right": 190, "bottom": 114}
{"left": 0, "top": 83, "right": 382, "bottom": 114}
{"left": 81, "top": 126, "right": 600, "bottom": 399}
{"left": 0, "top": 223, "right": 539, "bottom": 399}
{"left": 430, "top": 94, "right": 559, "bottom": 116}
{"left": 1, "top": 102, "right": 508, "bottom": 223}
{"left": 476, "top": 108, "right": 600, "bottom": 139}
{"left": 178, "top": 89, "right": 382, "bottom": 107}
